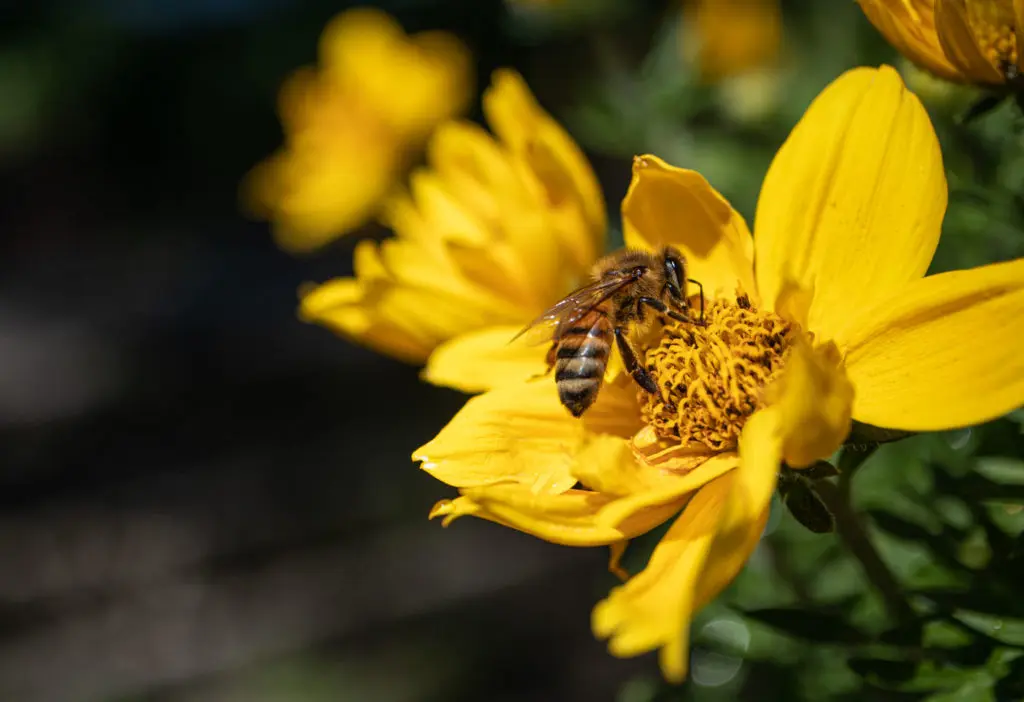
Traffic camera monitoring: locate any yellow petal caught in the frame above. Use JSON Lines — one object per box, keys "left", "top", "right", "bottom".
{"left": 299, "top": 241, "right": 516, "bottom": 358}
{"left": 1017, "top": 0, "right": 1024, "bottom": 74}
{"left": 856, "top": 0, "right": 963, "bottom": 82}
{"left": 319, "top": 7, "right": 472, "bottom": 137}
{"left": 242, "top": 116, "right": 400, "bottom": 252}
{"left": 295, "top": 278, "right": 433, "bottom": 363}
{"left": 841, "top": 257, "right": 1024, "bottom": 431}
{"left": 483, "top": 70, "right": 606, "bottom": 265}
{"left": 412, "top": 379, "right": 586, "bottom": 494}
{"left": 591, "top": 475, "right": 729, "bottom": 681}
{"left": 694, "top": 410, "right": 779, "bottom": 608}
{"left": 429, "top": 483, "right": 685, "bottom": 546}
{"left": 754, "top": 65, "right": 946, "bottom": 345}
{"left": 683, "top": 0, "right": 782, "bottom": 82}
{"left": 423, "top": 326, "right": 549, "bottom": 393}
{"left": 592, "top": 411, "right": 779, "bottom": 682}
{"left": 622, "top": 155, "right": 756, "bottom": 303}
{"left": 594, "top": 453, "right": 738, "bottom": 529}
{"left": 934, "top": 0, "right": 1005, "bottom": 84}
{"left": 765, "top": 340, "right": 854, "bottom": 468}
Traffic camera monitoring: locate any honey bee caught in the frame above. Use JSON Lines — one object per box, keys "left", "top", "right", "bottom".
{"left": 515, "top": 246, "right": 704, "bottom": 417}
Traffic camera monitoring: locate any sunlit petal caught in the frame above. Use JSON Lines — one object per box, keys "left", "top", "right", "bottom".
{"left": 841, "top": 257, "right": 1024, "bottom": 431}
{"left": 423, "top": 326, "right": 548, "bottom": 393}
{"left": 412, "top": 379, "right": 589, "bottom": 494}
{"left": 430, "top": 484, "right": 685, "bottom": 546}
{"left": 754, "top": 65, "right": 946, "bottom": 344}
{"left": 591, "top": 475, "right": 729, "bottom": 682}
{"left": 693, "top": 410, "right": 778, "bottom": 608}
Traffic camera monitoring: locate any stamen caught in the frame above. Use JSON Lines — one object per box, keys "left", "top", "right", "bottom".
{"left": 640, "top": 294, "right": 796, "bottom": 452}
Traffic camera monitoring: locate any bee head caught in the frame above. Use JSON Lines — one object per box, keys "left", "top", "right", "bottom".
{"left": 661, "top": 246, "right": 686, "bottom": 300}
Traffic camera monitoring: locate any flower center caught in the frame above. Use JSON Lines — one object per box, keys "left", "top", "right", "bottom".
{"left": 640, "top": 294, "right": 795, "bottom": 452}
{"left": 966, "top": 1, "right": 1018, "bottom": 77}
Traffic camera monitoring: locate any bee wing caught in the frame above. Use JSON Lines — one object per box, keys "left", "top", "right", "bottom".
{"left": 511, "top": 273, "right": 636, "bottom": 346}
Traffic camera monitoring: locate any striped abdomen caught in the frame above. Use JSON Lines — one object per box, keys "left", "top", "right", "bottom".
{"left": 554, "top": 308, "right": 612, "bottom": 417}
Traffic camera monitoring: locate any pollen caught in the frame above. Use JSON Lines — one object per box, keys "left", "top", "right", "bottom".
{"left": 640, "top": 294, "right": 796, "bottom": 452}
{"left": 966, "top": 0, "right": 1018, "bottom": 76}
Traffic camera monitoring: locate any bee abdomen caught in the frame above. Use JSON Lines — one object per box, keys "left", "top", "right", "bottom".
{"left": 554, "top": 316, "right": 611, "bottom": 417}
{"left": 558, "top": 379, "right": 599, "bottom": 418}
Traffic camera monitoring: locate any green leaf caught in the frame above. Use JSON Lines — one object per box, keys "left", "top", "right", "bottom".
{"left": 742, "top": 607, "right": 870, "bottom": 644}
{"left": 847, "top": 657, "right": 919, "bottom": 684}
{"left": 784, "top": 481, "right": 835, "bottom": 534}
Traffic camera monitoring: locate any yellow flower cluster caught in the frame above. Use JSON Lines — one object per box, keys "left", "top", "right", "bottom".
{"left": 858, "top": 0, "right": 1023, "bottom": 87}
{"left": 243, "top": 8, "right": 473, "bottom": 252}
{"left": 299, "top": 70, "right": 605, "bottom": 368}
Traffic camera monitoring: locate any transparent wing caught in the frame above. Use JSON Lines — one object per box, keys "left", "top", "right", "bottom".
{"left": 511, "top": 273, "right": 636, "bottom": 346}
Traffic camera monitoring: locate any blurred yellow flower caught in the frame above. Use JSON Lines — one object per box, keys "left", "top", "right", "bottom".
{"left": 414, "top": 66, "right": 1024, "bottom": 681}
{"left": 683, "top": 0, "right": 782, "bottom": 82}
{"left": 858, "top": 0, "right": 1021, "bottom": 86}
{"left": 299, "top": 70, "right": 606, "bottom": 368}
{"left": 243, "top": 8, "right": 473, "bottom": 253}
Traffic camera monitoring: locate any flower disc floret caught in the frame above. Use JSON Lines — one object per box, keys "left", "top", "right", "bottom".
{"left": 641, "top": 295, "right": 796, "bottom": 451}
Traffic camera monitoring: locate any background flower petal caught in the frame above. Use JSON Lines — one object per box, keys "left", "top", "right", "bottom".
{"left": 856, "top": 0, "right": 963, "bottom": 82}
{"left": 296, "top": 278, "right": 433, "bottom": 363}
{"left": 754, "top": 65, "right": 946, "bottom": 344}
{"left": 841, "top": 257, "right": 1024, "bottom": 431}
{"left": 412, "top": 379, "right": 585, "bottom": 494}
{"left": 622, "top": 155, "right": 756, "bottom": 302}
{"left": 934, "top": 0, "right": 1004, "bottom": 84}
{"left": 483, "top": 70, "right": 606, "bottom": 266}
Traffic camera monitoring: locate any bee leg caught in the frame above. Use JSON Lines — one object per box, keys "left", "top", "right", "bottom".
{"left": 687, "top": 278, "right": 706, "bottom": 324}
{"left": 614, "top": 327, "right": 658, "bottom": 394}
{"left": 529, "top": 342, "right": 559, "bottom": 381}
{"left": 637, "top": 296, "right": 702, "bottom": 327}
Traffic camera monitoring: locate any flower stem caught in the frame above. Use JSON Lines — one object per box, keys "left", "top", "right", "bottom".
{"left": 814, "top": 477, "right": 915, "bottom": 624}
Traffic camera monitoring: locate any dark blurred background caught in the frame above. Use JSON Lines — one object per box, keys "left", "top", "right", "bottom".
{"left": 0, "top": 2, "right": 668, "bottom": 701}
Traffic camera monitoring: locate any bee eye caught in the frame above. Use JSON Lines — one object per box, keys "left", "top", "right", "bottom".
{"left": 665, "top": 258, "right": 682, "bottom": 291}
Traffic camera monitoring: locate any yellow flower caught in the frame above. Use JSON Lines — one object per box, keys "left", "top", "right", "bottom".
{"left": 413, "top": 65, "right": 1024, "bottom": 681}
{"left": 299, "top": 70, "right": 606, "bottom": 369}
{"left": 682, "top": 0, "right": 783, "bottom": 82}
{"left": 858, "top": 0, "right": 1022, "bottom": 86}
{"left": 242, "top": 8, "right": 473, "bottom": 253}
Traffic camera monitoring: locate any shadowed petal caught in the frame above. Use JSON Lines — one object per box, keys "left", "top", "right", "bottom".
{"left": 856, "top": 0, "right": 962, "bottom": 81}
{"left": 623, "top": 155, "right": 756, "bottom": 303}
{"left": 934, "top": 0, "right": 1004, "bottom": 84}
{"left": 766, "top": 340, "right": 854, "bottom": 468}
